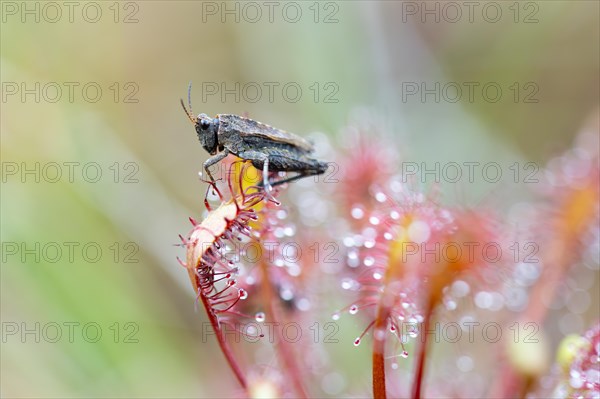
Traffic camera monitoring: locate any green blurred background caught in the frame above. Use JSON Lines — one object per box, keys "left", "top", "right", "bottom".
{"left": 1, "top": 1, "right": 598, "bottom": 397}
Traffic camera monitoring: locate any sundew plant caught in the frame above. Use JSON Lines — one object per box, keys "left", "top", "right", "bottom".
{"left": 178, "top": 115, "right": 599, "bottom": 399}
{"left": 3, "top": 2, "right": 599, "bottom": 398}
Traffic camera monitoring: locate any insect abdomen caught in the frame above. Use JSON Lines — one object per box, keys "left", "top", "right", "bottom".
{"left": 250, "top": 148, "right": 328, "bottom": 173}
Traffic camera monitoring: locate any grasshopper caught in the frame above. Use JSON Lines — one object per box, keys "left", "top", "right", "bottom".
{"left": 181, "top": 85, "right": 329, "bottom": 199}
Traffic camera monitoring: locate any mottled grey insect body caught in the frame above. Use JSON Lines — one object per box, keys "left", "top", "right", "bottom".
{"left": 181, "top": 88, "right": 329, "bottom": 197}
{"left": 215, "top": 114, "right": 327, "bottom": 172}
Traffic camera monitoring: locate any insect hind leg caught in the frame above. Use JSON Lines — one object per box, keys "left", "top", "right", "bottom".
{"left": 269, "top": 174, "right": 304, "bottom": 188}
{"left": 261, "top": 170, "right": 318, "bottom": 188}
{"left": 261, "top": 157, "right": 279, "bottom": 204}
{"left": 237, "top": 150, "right": 279, "bottom": 204}
{"left": 258, "top": 157, "right": 329, "bottom": 187}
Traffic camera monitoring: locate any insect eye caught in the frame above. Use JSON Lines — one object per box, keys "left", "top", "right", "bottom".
{"left": 199, "top": 119, "right": 211, "bottom": 130}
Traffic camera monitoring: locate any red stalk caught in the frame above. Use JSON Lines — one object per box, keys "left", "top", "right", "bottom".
{"left": 199, "top": 292, "right": 247, "bottom": 390}
{"left": 372, "top": 302, "right": 389, "bottom": 398}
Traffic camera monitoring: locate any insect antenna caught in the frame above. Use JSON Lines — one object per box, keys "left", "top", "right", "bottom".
{"left": 180, "top": 81, "right": 195, "bottom": 124}
{"left": 188, "top": 81, "right": 193, "bottom": 114}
